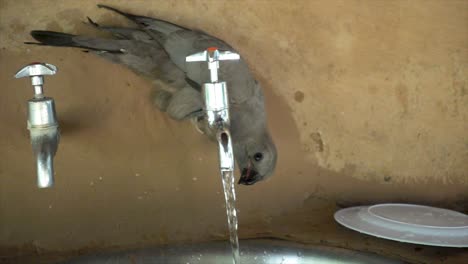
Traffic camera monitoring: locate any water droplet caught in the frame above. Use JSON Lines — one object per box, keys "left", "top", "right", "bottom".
{"left": 192, "top": 177, "right": 198, "bottom": 181}
{"left": 90, "top": 181, "right": 94, "bottom": 186}
{"left": 135, "top": 173, "right": 140, "bottom": 177}
{"left": 48, "top": 205, "right": 52, "bottom": 209}
{"left": 137, "top": 196, "right": 143, "bottom": 200}
{"left": 98, "top": 176, "right": 103, "bottom": 181}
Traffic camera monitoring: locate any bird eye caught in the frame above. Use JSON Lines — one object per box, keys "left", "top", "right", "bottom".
{"left": 253, "top": 152, "right": 263, "bottom": 162}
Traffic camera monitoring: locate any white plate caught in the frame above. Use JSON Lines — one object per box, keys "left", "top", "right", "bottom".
{"left": 334, "top": 204, "right": 468, "bottom": 247}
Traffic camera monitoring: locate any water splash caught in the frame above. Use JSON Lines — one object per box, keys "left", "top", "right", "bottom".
{"left": 221, "top": 171, "right": 240, "bottom": 264}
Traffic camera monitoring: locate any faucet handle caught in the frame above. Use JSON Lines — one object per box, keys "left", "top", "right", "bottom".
{"left": 186, "top": 48, "right": 240, "bottom": 63}
{"left": 186, "top": 48, "right": 239, "bottom": 83}
{"left": 14, "top": 62, "right": 57, "bottom": 98}
{"left": 15, "top": 62, "right": 57, "bottom": 78}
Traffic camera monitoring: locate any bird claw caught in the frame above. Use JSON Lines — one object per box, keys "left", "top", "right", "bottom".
{"left": 191, "top": 116, "right": 205, "bottom": 135}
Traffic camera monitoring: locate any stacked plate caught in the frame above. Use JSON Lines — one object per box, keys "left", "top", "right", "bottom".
{"left": 334, "top": 204, "right": 468, "bottom": 247}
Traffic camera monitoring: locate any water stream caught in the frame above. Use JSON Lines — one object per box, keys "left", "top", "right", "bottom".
{"left": 221, "top": 170, "right": 240, "bottom": 264}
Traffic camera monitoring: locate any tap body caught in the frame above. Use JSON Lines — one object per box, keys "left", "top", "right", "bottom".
{"left": 186, "top": 48, "right": 240, "bottom": 173}
{"left": 15, "top": 62, "right": 59, "bottom": 188}
{"left": 203, "top": 81, "right": 234, "bottom": 172}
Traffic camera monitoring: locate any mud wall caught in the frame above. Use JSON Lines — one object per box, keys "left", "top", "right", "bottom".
{"left": 0, "top": 0, "right": 467, "bottom": 263}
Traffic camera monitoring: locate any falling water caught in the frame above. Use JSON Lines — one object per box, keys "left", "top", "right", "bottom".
{"left": 221, "top": 170, "right": 240, "bottom": 264}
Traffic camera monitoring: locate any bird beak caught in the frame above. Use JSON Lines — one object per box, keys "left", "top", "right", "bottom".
{"left": 238, "top": 160, "right": 260, "bottom": 185}
{"left": 238, "top": 169, "right": 260, "bottom": 185}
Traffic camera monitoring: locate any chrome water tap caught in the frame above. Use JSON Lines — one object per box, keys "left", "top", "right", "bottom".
{"left": 186, "top": 48, "right": 240, "bottom": 173}
{"left": 14, "top": 62, "right": 60, "bottom": 188}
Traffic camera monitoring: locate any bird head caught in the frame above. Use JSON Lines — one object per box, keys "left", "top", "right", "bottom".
{"left": 235, "top": 132, "right": 277, "bottom": 185}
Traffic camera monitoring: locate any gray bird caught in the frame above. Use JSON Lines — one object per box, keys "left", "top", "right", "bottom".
{"left": 28, "top": 4, "right": 277, "bottom": 185}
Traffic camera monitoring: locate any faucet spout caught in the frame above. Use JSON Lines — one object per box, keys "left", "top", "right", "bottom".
{"left": 30, "top": 126, "right": 59, "bottom": 188}
{"left": 217, "top": 128, "right": 235, "bottom": 172}
{"left": 37, "top": 152, "right": 54, "bottom": 188}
